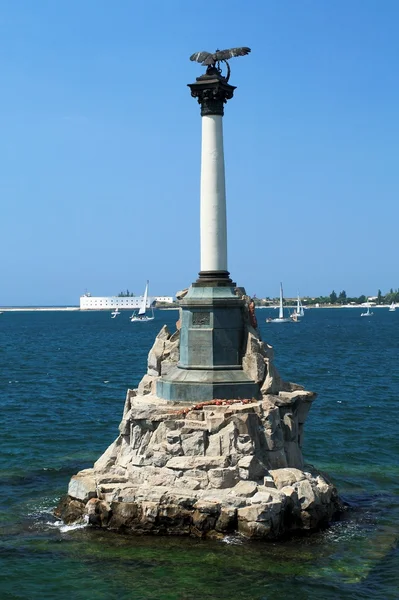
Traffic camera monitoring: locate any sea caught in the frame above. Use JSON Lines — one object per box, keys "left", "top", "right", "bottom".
{"left": 1, "top": 307, "right": 398, "bottom": 600}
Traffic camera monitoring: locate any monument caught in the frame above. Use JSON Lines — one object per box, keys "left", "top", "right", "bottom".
{"left": 157, "top": 47, "right": 258, "bottom": 402}
{"left": 55, "top": 49, "right": 343, "bottom": 540}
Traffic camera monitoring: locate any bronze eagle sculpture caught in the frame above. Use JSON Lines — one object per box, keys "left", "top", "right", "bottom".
{"left": 190, "top": 47, "right": 251, "bottom": 81}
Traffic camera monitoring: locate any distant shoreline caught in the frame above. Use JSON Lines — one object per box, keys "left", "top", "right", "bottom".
{"left": 0, "top": 305, "right": 394, "bottom": 312}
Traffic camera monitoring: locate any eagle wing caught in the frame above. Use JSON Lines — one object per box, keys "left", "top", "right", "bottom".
{"left": 213, "top": 47, "right": 251, "bottom": 61}
{"left": 190, "top": 51, "right": 213, "bottom": 64}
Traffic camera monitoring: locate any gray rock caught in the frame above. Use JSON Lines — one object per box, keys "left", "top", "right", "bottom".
{"left": 242, "top": 352, "right": 266, "bottom": 385}
{"left": 232, "top": 480, "right": 258, "bottom": 498}
{"left": 137, "top": 374, "right": 156, "bottom": 396}
{"left": 208, "top": 467, "right": 239, "bottom": 489}
{"left": 181, "top": 431, "right": 206, "bottom": 456}
{"left": 238, "top": 455, "right": 267, "bottom": 480}
{"left": 147, "top": 338, "right": 166, "bottom": 375}
{"left": 156, "top": 325, "right": 171, "bottom": 341}
{"left": 270, "top": 467, "right": 306, "bottom": 489}
{"left": 68, "top": 471, "right": 97, "bottom": 502}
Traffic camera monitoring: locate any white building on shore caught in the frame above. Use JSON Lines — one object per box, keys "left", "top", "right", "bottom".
{"left": 79, "top": 293, "right": 174, "bottom": 310}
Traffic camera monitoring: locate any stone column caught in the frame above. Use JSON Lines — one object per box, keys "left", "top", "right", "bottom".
{"left": 188, "top": 69, "right": 235, "bottom": 284}
{"left": 156, "top": 68, "right": 258, "bottom": 402}
{"left": 200, "top": 114, "right": 227, "bottom": 274}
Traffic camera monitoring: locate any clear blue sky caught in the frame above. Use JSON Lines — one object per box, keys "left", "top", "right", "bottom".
{"left": 1, "top": 0, "right": 398, "bottom": 305}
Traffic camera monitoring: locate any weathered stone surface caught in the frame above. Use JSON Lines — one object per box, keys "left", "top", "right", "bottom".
{"left": 238, "top": 455, "right": 267, "bottom": 480}
{"left": 55, "top": 322, "right": 342, "bottom": 541}
{"left": 86, "top": 498, "right": 111, "bottom": 527}
{"left": 181, "top": 431, "right": 206, "bottom": 456}
{"left": 233, "top": 480, "right": 258, "bottom": 497}
{"left": 68, "top": 471, "right": 97, "bottom": 502}
{"left": 54, "top": 495, "right": 85, "bottom": 524}
{"left": 270, "top": 468, "right": 306, "bottom": 489}
{"left": 242, "top": 352, "right": 266, "bottom": 384}
{"left": 137, "top": 374, "right": 156, "bottom": 396}
{"left": 208, "top": 467, "right": 238, "bottom": 489}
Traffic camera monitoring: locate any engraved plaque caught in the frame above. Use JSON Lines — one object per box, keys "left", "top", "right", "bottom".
{"left": 192, "top": 312, "right": 210, "bottom": 326}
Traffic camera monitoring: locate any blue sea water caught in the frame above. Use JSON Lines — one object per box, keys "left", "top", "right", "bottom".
{"left": 0, "top": 308, "right": 398, "bottom": 600}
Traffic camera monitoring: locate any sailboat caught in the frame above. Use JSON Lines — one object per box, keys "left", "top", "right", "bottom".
{"left": 389, "top": 302, "right": 396, "bottom": 312}
{"left": 360, "top": 302, "right": 374, "bottom": 317}
{"left": 266, "top": 283, "right": 292, "bottom": 323}
{"left": 111, "top": 307, "right": 121, "bottom": 318}
{"left": 130, "top": 280, "right": 154, "bottom": 322}
{"left": 292, "top": 293, "right": 305, "bottom": 319}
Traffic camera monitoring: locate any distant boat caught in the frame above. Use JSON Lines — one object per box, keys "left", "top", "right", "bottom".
{"left": 389, "top": 302, "right": 396, "bottom": 312}
{"left": 360, "top": 303, "right": 374, "bottom": 317}
{"left": 292, "top": 293, "right": 305, "bottom": 319}
{"left": 111, "top": 308, "right": 121, "bottom": 319}
{"left": 266, "top": 283, "right": 292, "bottom": 323}
{"left": 130, "top": 280, "right": 154, "bottom": 322}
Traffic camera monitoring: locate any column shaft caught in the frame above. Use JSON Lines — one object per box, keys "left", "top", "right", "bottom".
{"left": 200, "top": 115, "right": 228, "bottom": 273}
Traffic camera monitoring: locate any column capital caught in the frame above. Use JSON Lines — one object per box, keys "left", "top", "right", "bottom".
{"left": 188, "top": 68, "right": 236, "bottom": 116}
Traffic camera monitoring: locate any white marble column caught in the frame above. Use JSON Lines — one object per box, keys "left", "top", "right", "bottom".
{"left": 200, "top": 114, "right": 228, "bottom": 273}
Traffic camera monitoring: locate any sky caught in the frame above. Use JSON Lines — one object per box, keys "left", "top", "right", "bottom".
{"left": 0, "top": 0, "right": 398, "bottom": 305}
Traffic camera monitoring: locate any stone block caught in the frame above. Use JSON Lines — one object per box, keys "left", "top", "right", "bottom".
{"left": 86, "top": 498, "right": 111, "bottom": 527}
{"left": 137, "top": 374, "right": 156, "bottom": 396}
{"left": 156, "top": 325, "right": 171, "bottom": 341}
{"left": 249, "top": 491, "right": 274, "bottom": 504}
{"left": 260, "top": 407, "right": 284, "bottom": 451}
{"left": 141, "top": 501, "right": 159, "bottom": 523}
{"left": 242, "top": 352, "right": 266, "bottom": 385}
{"left": 269, "top": 468, "right": 306, "bottom": 489}
{"left": 181, "top": 420, "right": 208, "bottom": 433}
{"left": 185, "top": 410, "right": 205, "bottom": 421}
{"left": 215, "top": 507, "right": 237, "bottom": 532}
{"left": 206, "top": 433, "right": 222, "bottom": 456}
{"left": 232, "top": 481, "right": 258, "bottom": 498}
{"left": 295, "top": 479, "right": 318, "bottom": 510}
{"left": 160, "top": 360, "right": 176, "bottom": 377}
{"left": 147, "top": 338, "right": 165, "bottom": 375}
{"left": 237, "top": 456, "right": 267, "bottom": 480}
{"left": 94, "top": 437, "right": 121, "bottom": 472}
{"left": 165, "top": 441, "right": 183, "bottom": 456}
{"left": 208, "top": 466, "right": 238, "bottom": 489}
{"left": 206, "top": 415, "right": 227, "bottom": 434}
{"left": 238, "top": 520, "right": 272, "bottom": 539}
{"left": 279, "top": 485, "right": 298, "bottom": 504}
{"left": 181, "top": 431, "right": 206, "bottom": 456}
{"left": 236, "top": 433, "right": 254, "bottom": 456}
{"left": 68, "top": 471, "right": 97, "bottom": 502}
{"left": 237, "top": 504, "right": 273, "bottom": 523}
{"left": 315, "top": 476, "right": 333, "bottom": 504}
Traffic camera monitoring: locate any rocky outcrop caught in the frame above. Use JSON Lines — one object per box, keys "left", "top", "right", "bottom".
{"left": 55, "top": 390, "right": 342, "bottom": 539}
{"left": 55, "top": 305, "right": 343, "bottom": 540}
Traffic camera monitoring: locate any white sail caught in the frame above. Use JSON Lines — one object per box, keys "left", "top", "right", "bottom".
{"left": 297, "top": 293, "right": 304, "bottom": 317}
{"left": 279, "top": 283, "right": 284, "bottom": 319}
{"left": 138, "top": 281, "right": 149, "bottom": 316}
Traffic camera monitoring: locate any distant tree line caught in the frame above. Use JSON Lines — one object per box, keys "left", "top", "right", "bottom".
{"left": 317, "top": 288, "right": 399, "bottom": 305}
{"left": 253, "top": 288, "right": 399, "bottom": 306}
{"left": 118, "top": 289, "right": 135, "bottom": 297}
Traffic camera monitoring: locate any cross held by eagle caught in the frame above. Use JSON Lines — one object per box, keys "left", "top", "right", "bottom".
{"left": 190, "top": 47, "right": 251, "bottom": 82}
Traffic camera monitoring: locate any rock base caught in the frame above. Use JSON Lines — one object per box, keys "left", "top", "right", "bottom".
{"left": 55, "top": 392, "right": 343, "bottom": 540}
